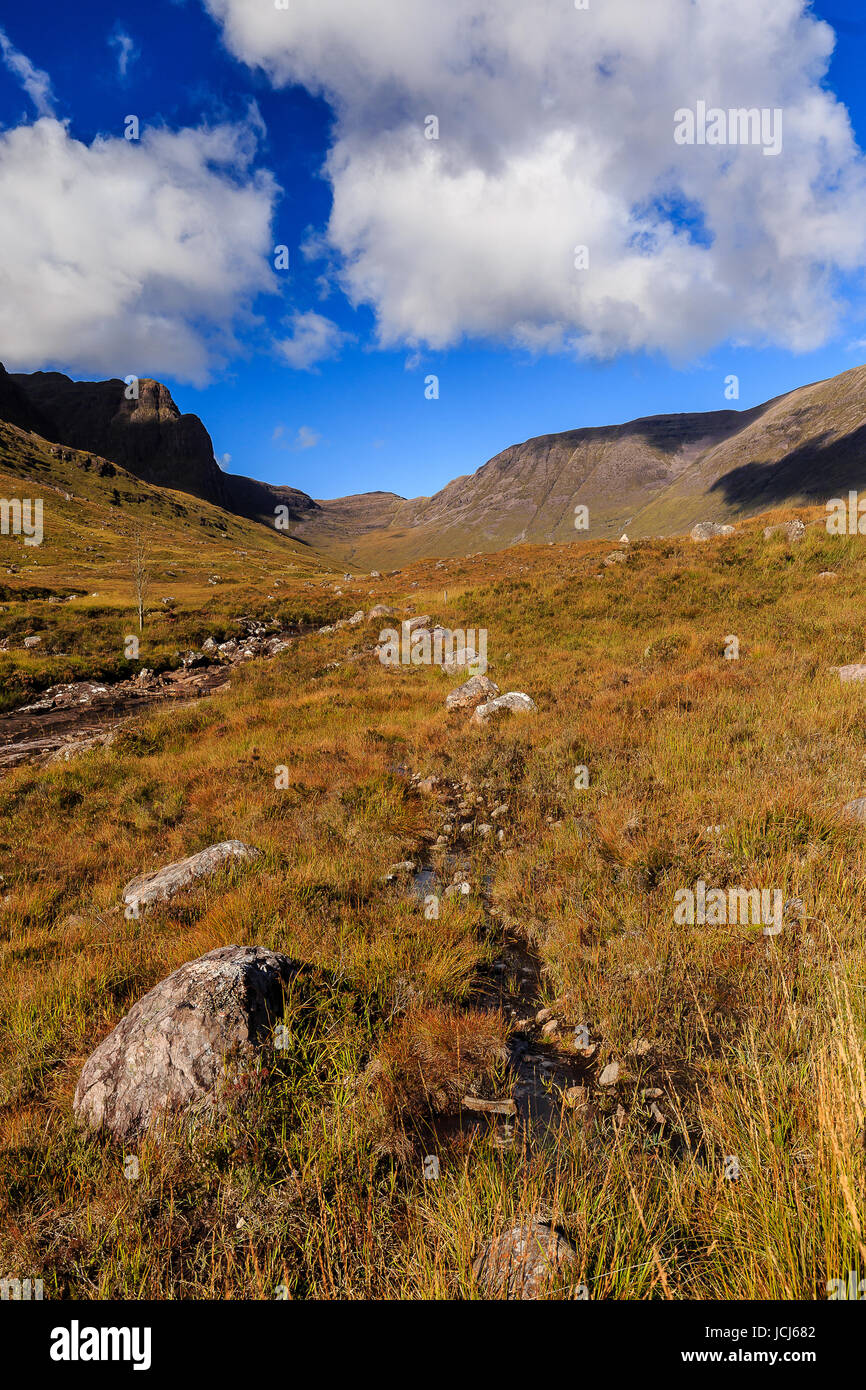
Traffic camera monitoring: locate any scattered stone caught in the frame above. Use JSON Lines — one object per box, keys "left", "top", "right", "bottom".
{"left": 541, "top": 1019, "right": 559, "bottom": 1039}
{"left": 471, "top": 692, "right": 537, "bottom": 726}
{"left": 73, "top": 945, "right": 298, "bottom": 1141}
{"left": 122, "top": 841, "right": 261, "bottom": 915}
{"left": 461, "top": 1095, "right": 517, "bottom": 1116}
{"left": 367, "top": 604, "right": 396, "bottom": 620}
{"left": 598, "top": 1061, "right": 620, "bottom": 1086}
{"left": 844, "top": 797, "right": 866, "bottom": 823}
{"left": 690, "top": 521, "right": 735, "bottom": 541}
{"left": 763, "top": 519, "right": 806, "bottom": 543}
{"left": 603, "top": 551, "right": 626, "bottom": 566}
{"left": 628, "top": 1038, "right": 652, "bottom": 1057}
{"left": 563, "top": 1086, "right": 589, "bottom": 1110}
{"left": 23, "top": 635, "right": 41, "bottom": 648}
{"left": 818, "top": 571, "right": 838, "bottom": 580}
{"left": 444, "top": 674, "right": 501, "bottom": 713}
{"left": 473, "top": 1220, "right": 580, "bottom": 1300}
{"left": 837, "top": 664, "right": 866, "bottom": 683}
{"left": 384, "top": 860, "right": 417, "bottom": 882}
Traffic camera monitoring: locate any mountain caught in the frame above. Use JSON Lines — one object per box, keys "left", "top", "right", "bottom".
{"left": 4, "top": 361, "right": 866, "bottom": 567}
{"left": 288, "top": 364, "right": 866, "bottom": 566}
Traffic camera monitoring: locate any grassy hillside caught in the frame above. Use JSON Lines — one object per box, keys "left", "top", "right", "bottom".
{"left": 0, "top": 418, "right": 355, "bottom": 707}
{"left": 1, "top": 507, "right": 864, "bottom": 1298}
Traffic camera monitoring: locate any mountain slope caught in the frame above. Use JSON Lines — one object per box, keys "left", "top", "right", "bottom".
{"left": 295, "top": 366, "right": 866, "bottom": 565}
{"left": 5, "top": 361, "right": 866, "bottom": 568}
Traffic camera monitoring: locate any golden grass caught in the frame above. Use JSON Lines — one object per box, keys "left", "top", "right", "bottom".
{"left": 0, "top": 508, "right": 865, "bottom": 1297}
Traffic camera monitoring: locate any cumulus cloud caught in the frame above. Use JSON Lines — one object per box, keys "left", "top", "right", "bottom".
{"left": 204, "top": 0, "right": 866, "bottom": 359}
{"left": 0, "top": 116, "right": 279, "bottom": 383}
{"left": 0, "top": 27, "right": 56, "bottom": 117}
{"left": 274, "top": 309, "right": 351, "bottom": 369}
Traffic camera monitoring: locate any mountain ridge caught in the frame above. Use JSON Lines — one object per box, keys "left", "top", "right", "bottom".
{"left": 4, "top": 361, "right": 866, "bottom": 566}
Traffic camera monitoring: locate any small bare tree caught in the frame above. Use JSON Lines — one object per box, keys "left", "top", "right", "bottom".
{"left": 129, "top": 527, "right": 151, "bottom": 633}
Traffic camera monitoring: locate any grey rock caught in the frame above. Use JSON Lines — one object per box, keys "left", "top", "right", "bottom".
{"left": 445, "top": 675, "right": 500, "bottom": 712}
{"left": 73, "top": 945, "right": 297, "bottom": 1140}
{"left": 471, "top": 692, "right": 537, "bottom": 725}
{"left": 838, "top": 664, "right": 866, "bottom": 682}
{"left": 844, "top": 797, "right": 866, "bottom": 823}
{"left": 690, "top": 521, "right": 735, "bottom": 541}
{"left": 473, "top": 1219, "right": 579, "bottom": 1299}
{"left": 763, "top": 518, "right": 806, "bottom": 543}
{"left": 122, "top": 840, "right": 261, "bottom": 915}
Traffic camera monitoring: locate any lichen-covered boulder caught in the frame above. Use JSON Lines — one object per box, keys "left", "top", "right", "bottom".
{"left": 73, "top": 945, "right": 297, "bottom": 1140}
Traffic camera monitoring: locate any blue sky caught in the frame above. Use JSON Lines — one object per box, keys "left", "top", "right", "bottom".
{"left": 1, "top": 0, "right": 866, "bottom": 502}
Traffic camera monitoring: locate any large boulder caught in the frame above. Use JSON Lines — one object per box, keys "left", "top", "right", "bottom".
{"left": 690, "top": 521, "right": 735, "bottom": 541}
{"left": 473, "top": 1219, "right": 579, "bottom": 1299}
{"left": 471, "top": 692, "right": 537, "bottom": 726}
{"left": 122, "top": 840, "right": 260, "bottom": 915}
{"left": 446, "top": 675, "right": 500, "bottom": 712}
{"left": 73, "top": 945, "right": 297, "bottom": 1141}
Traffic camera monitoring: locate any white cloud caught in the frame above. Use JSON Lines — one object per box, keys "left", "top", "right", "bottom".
{"left": 274, "top": 310, "right": 350, "bottom": 370}
{"left": 204, "top": 0, "right": 866, "bottom": 359}
{"left": 108, "top": 26, "right": 139, "bottom": 80}
{"left": 0, "top": 27, "right": 56, "bottom": 117}
{"left": 293, "top": 424, "right": 320, "bottom": 449}
{"left": 271, "top": 422, "right": 322, "bottom": 449}
{"left": 0, "top": 115, "right": 280, "bottom": 383}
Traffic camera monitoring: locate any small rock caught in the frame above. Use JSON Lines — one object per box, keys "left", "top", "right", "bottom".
{"left": 471, "top": 692, "right": 537, "bottom": 726}
{"left": 598, "top": 1061, "right": 620, "bottom": 1086}
{"left": 690, "top": 521, "right": 735, "bottom": 541}
{"left": 122, "top": 841, "right": 261, "bottom": 915}
{"left": 472, "top": 1219, "right": 579, "bottom": 1300}
{"left": 837, "top": 664, "right": 866, "bottom": 683}
{"left": 844, "top": 797, "right": 866, "bottom": 823}
{"left": 563, "top": 1086, "right": 589, "bottom": 1110}
{"left": 384, "top": 860, "right": 417, "bottom": 882}
{"left": 762, "top": 518, "right": 806, "bottom": 544}
{"left": 445, "top": 675, "right": 500, "bottom": 712}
